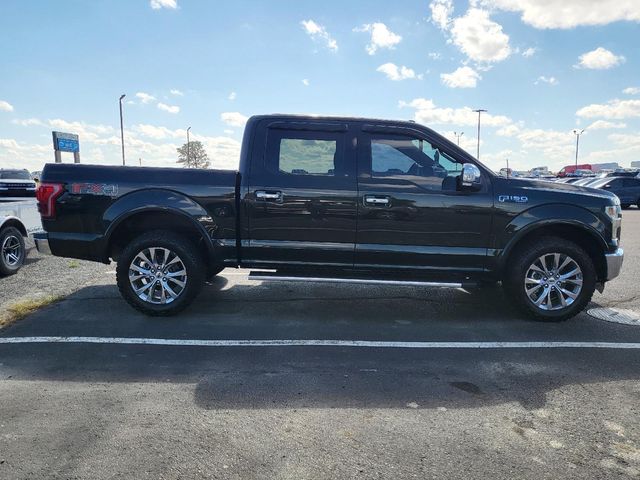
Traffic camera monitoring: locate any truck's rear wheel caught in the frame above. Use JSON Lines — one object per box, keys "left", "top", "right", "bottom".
{"left": 0, "top": 226, "right": 25, "bottom": 276}
{"left": 504, "top": 236, "right": 596, "bottom": 322}
{"left": 116, "top": 230, "right": 205, "bottom": 316}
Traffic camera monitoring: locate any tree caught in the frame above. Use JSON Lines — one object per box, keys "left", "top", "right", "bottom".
{"left": 177, "top": 140, "right": 210, "bottom": 168}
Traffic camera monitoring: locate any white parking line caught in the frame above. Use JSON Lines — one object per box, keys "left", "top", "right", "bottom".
{"left": 1, "top": 336, "right": 640, "bottom": 349}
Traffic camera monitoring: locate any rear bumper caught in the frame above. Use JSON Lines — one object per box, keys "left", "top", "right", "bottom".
{"left": 33, "top": 232, "right": 52, "bottom": 255}
{"left": 605, "top": 248, "right": 624, "bottom": 281}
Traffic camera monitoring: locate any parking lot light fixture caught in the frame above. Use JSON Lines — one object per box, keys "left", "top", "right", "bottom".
{"left": 119, "top": 94, "right": 126, "bottom": 166}
{"left": 473, "top": 109, "right": 487, "bottom": 159}
{"left": 573, "top": 129, "right": 585, "bottom": 167}
{"left": 187, "top": 126, "right": 191, "bottom": 167}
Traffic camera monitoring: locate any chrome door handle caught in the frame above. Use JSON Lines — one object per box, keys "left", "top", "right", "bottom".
{"left": 255, "top": 190, "right": 282, "bottom": 201}
{"left": 364, "top": 195, "right": 390, "bottom": 205}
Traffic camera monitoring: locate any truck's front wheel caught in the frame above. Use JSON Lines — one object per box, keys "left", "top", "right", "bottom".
{"left": 116, "top": 230, "right": 205, "bottom": 316}
{"left": 504, "top": 236, "right": 596, "bottom": 322}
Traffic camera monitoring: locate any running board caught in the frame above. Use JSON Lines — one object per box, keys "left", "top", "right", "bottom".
{"left": 248, "top": 271, "right": 469, "bottom": 288}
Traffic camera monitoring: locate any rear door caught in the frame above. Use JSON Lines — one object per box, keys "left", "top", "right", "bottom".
{"left": 244, "top": 121, "right": 358, "bottom": 268}
{"left": 355, "top": 125, "right": 493, "bottom": 274}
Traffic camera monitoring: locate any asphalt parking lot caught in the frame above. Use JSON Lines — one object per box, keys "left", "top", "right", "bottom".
{"left": 1, "top": 209, "right": 639, "bottom": 479}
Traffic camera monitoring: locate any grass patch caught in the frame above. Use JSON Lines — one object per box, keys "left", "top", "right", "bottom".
{"left": 0, "top": 295, "right": 63, "bottom": 328}
{"left": 68, "top": 260, "right": 80, "bottom": 269}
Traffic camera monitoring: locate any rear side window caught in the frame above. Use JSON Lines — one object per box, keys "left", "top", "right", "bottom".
{"left": 265, "top": 129, "right": 345, "bottom": 176}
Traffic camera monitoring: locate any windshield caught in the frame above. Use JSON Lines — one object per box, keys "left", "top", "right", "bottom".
{"left": 0, "top": 170, "right": 32, "bottom": 180}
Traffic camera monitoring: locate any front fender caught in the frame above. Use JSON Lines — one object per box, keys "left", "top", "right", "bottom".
{"left": 102, "top": 189, "right": 216, "bottom": 257}
{"left": 496, "top": 203, "right": 608, "bottom": 269}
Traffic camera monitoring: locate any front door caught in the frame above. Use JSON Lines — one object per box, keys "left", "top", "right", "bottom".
{"left": 244, "top": 122, "right": 358, "bottom": 268}
{"left": 355, "top": 126, "right": 494, "bottom": 274}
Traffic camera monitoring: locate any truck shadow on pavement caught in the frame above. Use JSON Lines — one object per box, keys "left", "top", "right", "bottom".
{"left": 2, "top": 277, "right": 640, "bottom": 412}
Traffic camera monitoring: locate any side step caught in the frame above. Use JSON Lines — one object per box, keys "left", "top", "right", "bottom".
{"left": 248, "top": 271, "right": 472, "bottom": 288}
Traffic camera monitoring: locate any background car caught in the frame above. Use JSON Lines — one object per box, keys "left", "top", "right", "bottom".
{"left": 0, "top": 169, "right": 37, "bottom": 199}
{"left": 591, "top": 176, "right": 640, "bottom": 208}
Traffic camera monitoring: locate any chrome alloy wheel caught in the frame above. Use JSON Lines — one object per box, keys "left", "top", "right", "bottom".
{"left": 2, "top": 234, "right": 22, "bottom": 267}
{"left": 524, "top": 253, "right": 583, "bottom": 311}
{"left": 128, "top": 247, "right": 188, "bottom": 305}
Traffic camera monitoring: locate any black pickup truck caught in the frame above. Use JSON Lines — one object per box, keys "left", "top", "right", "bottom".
{"left": 34, "top": 114, "right": 624, "bottom": 321}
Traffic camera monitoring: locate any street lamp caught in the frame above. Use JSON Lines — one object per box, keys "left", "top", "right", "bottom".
{"left": 454, "top": 131, "right": 464, "bottom": 146}
{"left": 119, "top": 94, "right": 126, "bottom": 166}
{"left": 573, "top": 129, "right": 585, "bottom": 167}
{"left": 473, "top": 109, "right": 487, "bottom": 160}
{"left": 186, "top": 126, "right": 191, "bottom": 167}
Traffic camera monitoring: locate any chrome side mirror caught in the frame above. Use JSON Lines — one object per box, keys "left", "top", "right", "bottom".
{"left": 461, "top": 163, "right": 482, "bottom": 190}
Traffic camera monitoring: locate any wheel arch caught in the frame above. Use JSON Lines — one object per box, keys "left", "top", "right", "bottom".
{"left": 0, "top": 217, "right": 28, "bottom": 237}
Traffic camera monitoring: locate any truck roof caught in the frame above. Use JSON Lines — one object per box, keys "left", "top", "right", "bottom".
{"left": 248, "top": 113, "right": 421, "bottom": 128}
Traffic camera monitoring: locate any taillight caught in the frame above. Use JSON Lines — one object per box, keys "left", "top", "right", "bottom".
{"left": 36, "top": 182, "right": 64, "bottom": 219}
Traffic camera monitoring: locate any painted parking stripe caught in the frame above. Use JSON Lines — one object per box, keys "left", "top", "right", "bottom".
{"left": 1, "top": 336, "right": 640, "bottom": 349}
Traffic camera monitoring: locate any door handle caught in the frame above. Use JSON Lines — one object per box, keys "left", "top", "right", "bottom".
{"left": 255, "top": 190, "right": 283, "bottom": 201}
{"left": 364, "top": 195, "right": 390, "bottom": 206}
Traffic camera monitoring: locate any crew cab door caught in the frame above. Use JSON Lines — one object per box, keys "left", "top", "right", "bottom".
{"left": 355, "top": 125, "right": 493, "bottom": 274}
{"left": 243, "top": 121, "right": 357, "bottom": 267}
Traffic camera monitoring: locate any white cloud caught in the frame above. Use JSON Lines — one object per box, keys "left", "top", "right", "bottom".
{"left": 535, "top": 76, "right": 558, "bottom": 85}
{"left": 399, "top": 98, "right": 512, "bottom": 127}
{"left": 450, "top": 8, "right": 511, "bottom": 63}
{"left": 376, "top": 63, "right": 420, "bottom": 81}
{"left": 440, "top": 66, "right": 481, "bottom": 88}
{"left": 170, "top": 89, "right": 184, "bottom": 96}
{"left": 228, "top": 91, "right": 237, "bottom": 100}
{"left": 496, "top": 124, "right": 521, "bottom": 137}
{"left": 136, "top": 92, "right": 156, "bottom": 104}
{"left": 221, "top": 112, "right": 248, "bottom": 128}
{"left": 623, "top": 87, "right": 640, "bottom": 95}
{"left": 587, "top": 120, "right": 627, "bottom": 130}
{"left": 223, "top": 129, "right": 234, "bottom": 135}
{"left": 428, "top": 52, "right": 442, "bottom": 60}
{"left": 0, "top": 100, "right": 14, "bottom": 112}
{"left": 157, "top": 102, "right": 180, "bottom": 114}
{"left": 522, "top": 47, "right": 537, "bottom": 57}
{"left": 576, "top": 47, "right": 625, "bottom": 69}
{"left": 576, "top": 99, "right": 640, "bottom": 119}
{"left": 353, "top": 23, "right": 401, "bottom": 55}
{"left": 302, "top": 79, "right": 310, "bottom": 86}
{"left": 430, "top": 0, "right": 454, "bottom": 30}
{"left": 301, "top": 20, "right": 338, "bottom": 52}
{"left": 134, "top": 124, "right": 186, "bottom": 140}
{"left": 12, "top": 118, "right": 43, "bottom": 127}
{"left": 479, "top": 0, "right": 640, "bottom": 29}
{"left": 150, "top": 0, "right": 177, "bottom": 9}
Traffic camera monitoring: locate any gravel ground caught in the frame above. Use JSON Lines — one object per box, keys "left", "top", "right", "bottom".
{"left": 0, "top": 250, "right": 113, "bottom": 324}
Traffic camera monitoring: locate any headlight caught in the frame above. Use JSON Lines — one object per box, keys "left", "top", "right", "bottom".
{"left": 604, "top": 205, "right": 621, "bottom": 222}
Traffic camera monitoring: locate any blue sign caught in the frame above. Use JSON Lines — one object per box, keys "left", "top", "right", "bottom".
{"left": 52, "top": 131, "right": 80, "bottom": 153}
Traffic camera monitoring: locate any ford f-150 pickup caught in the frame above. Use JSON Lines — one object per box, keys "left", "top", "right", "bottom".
{"left": 34, "top": 114, "right": 624, "bottom": 321}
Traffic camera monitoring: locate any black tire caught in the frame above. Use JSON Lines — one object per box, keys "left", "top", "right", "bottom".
{"left": 116, "top": 230, "right": 205, "bottom": 316}
{"left": 504, "top": 236, "right": 596, "bottom": 322}
{"left": 207, "top": 265, "right": 225, "bottom": 280}
{"left": 0, "top": 226, "right": 26, "bottom": 276}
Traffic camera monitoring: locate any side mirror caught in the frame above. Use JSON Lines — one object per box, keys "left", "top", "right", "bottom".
{"left": 461, "top": 163, "right": 482, "bottom": 190}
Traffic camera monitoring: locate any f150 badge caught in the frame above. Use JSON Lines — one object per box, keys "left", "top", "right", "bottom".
{"left": 498, "top": 195, "right": 528, "bottom": 203}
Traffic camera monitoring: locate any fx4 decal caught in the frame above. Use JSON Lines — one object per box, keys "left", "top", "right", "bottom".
{"left": 70, "top": 183, "right": 119, "bottom": 197}
{"left": 498, "top": 195, "right": 528, "bottom": 203}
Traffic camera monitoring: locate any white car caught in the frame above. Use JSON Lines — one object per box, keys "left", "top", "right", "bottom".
{"left": 0, "top": 169, "right": 37, "bottom": 199}
{"left": 0, "top": 199, "right": 42, "bottom": 275}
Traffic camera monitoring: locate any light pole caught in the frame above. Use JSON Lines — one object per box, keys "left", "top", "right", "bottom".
{"left": 119, "top": 94, "right": 126, "bottom": 166}
{"left": 186, "top": 126, "right": 191, "bottom": 167}
{"left": 573, "top": 129, "right": 585, "bottom": 167}
{"left": 454, "top": 131, "right": 464, "bottom": 146}
{"left": 473, "top": 109, "right": 487, "bottom": 160}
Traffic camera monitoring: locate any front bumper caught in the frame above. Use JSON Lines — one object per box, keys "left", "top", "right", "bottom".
{"left": 33, "top": 231, "right": 52, "bottom": 255}
{"left": 605, "top": 248, "right": 624, "bottom": 281}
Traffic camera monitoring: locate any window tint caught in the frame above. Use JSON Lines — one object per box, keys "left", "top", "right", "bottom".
{"left": 606, "top": 179, "right": 623, "bottom": 188}
{"left": 370, "top": 136, "right": 462, "bottom": 191}
{"left": 279, "top": 138, "right": 336, "bottom": 175}
{"left": 623, "top": 178, "right": 640, "bottom": 187}
{"left": 0, "top": 170, "right": 31, "bottom": 180}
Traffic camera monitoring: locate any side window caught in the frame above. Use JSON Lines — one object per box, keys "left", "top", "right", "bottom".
{"left": 266, "top": 129, "right": 344, "bottom": 176}
{"left": 623, "top": 178, "right": 640, "bottom": 187}
{"left": 370, "top": 136, "right": 463, "bottom": 191}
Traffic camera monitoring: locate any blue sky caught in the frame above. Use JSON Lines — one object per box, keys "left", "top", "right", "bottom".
{"left": 1, "top": 0, "right": 639, "bottom": 172}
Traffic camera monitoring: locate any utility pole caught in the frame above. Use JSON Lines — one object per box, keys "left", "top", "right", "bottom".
{"left": 573, "top": 129, "right": 585, "bottom": 167}
{"left": 186, "top": 126, "right": 191, "bottom": 168}
{"left": 473, "top": 109, "right": 487, "bottom": 160}
{"left": 454, "top": 131, "right": 464, "bottom": 146}
{"left": 119, "top": 94, "right": 126, "bottom": 166}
